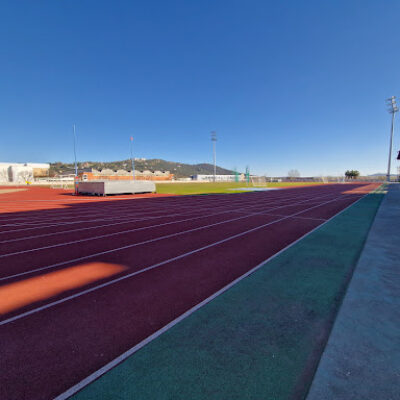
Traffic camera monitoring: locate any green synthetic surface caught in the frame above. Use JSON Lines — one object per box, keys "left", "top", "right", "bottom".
{"left": 72, "top": 190, "right": 384, "bottom": 400}
{"left": 155, "top": 181, "right": 321, "bottom": 195}
{"left": 39, "top": 181, "right": 321, "bottom": 194}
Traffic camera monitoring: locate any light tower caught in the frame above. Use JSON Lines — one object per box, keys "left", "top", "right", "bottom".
{"left": 130, "top": 136, "right": 135, "bottom": 180}
{"left": 211, "top": 131, "right": 217, "bottom": 182}
{"left": 73, "top": 124, "right": 77, "bottom": 178}
{"left": 386, "top": 96, "right": 398, "bottom": 182}
{"left": 73, "top": 124, "right": 78, "bottom": 195}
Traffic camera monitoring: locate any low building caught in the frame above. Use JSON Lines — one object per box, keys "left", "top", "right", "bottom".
{"left": 78, "top": 168, "right": 174, "bottom": 181}
{"left": 0, "top": 162, "right": 50, "bottom": 183}
{"left": 191, "top": 174, "right": 244, "bottom": 182}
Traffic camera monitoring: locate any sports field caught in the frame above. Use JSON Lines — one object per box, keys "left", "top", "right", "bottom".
{"left": 0, "top": 183, "right": 382, "bottom": 399}
{"left": 155, "top": 181, "right": 322, "bottom": 195}
{"left": 33, "top": 181, "right": 321, "bottom": 195}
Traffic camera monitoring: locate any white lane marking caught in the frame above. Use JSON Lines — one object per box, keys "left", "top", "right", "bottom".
{"left": 0, "top": 190, "right": 265, "bottom": 220}
{"left": 0, "top": 193, "right": 361, "bottom": 325}
{"left": 0, "top": 192, "right": 293, "bottom": 231}
{"left": 0, "top": 194, "right": 339, "bottom": 281}
{"left": 52, "top": 189, "right": 371, "bottom": 400}
{"left": 0, "top": 193, "right": 337, "bottom": 259}
{"left": 0, "top": 191, "right": 321, "bottom": 242}
{"left": 0, "top": 210, "right": 227, "bottom": 244}
{"left": 0, "top": 185, "right": 340, "bottom": 224}
{"left": 232, "top": 210, "right": 327, "bottom": 222}
{"left": 0, "top": 190, "right": 316, "bottom": 227}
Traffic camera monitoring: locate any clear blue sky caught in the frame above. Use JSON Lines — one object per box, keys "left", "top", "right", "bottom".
{"left": 1, "top": 0, "right": 399, "bottom": 176}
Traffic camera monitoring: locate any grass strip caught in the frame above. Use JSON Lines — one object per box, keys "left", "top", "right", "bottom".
{"left": 155, "top": 181, "right": 321, "bottom": 195}
{"left": 72, "top": 190, "right": 384, "bottom": 400}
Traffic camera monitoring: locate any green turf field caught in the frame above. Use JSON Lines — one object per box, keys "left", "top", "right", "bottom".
{"left": 155, "top": 181, "right": 321, "bottom": 195}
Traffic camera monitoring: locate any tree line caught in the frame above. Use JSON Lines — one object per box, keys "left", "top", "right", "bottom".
{"left": 345, "top": 170, "right": 360, "bottom": 179}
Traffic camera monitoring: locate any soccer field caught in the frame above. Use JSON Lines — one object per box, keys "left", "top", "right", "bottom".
{"left": 156, "top": 181, "right": 322, "bottom": 195}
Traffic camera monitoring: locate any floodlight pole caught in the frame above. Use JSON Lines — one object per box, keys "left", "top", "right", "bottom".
{"left": 73, "top": 124, "right": 77, "bottom": 177}
{"left": 130, "top": 137, "right": 135, "bottom": 180}
{"left": 73, "top": 124, "right": 78, "bottom": 194}
{"left": 211, "top": 131, "right": 217, "bottom": 182}
{"left": 387, "top": 96, "right": 398, "bottom": 182}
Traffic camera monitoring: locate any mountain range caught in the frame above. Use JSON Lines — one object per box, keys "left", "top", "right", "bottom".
{"left": 50, "top": 159, "right": 236, "bottom": 178}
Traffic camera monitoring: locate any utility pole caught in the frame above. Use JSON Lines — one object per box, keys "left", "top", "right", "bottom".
{"left": 130, "top": 136, "right": 135, "bottom": 180}
{"left": 73, "top": 124, "right": 78, "bottom": 194}
{"left": 211, "top": 131, "right": 217, "bottom": 182}
{"left": 73, "top": 124, "right": 78, "bottom": 177}
{"left": 386, "top": 96, "right": 398, "bottom": 182}
{"left": 245, "top": 165, "right": 250, "bottom": 186}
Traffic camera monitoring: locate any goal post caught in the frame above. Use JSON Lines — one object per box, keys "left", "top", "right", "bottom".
{"left": 49, "top": 175, "right": 74, "bottom": 190}
{"left": 317, "top": 175, "right": 328, "bottom": 184}
{"left": 50, "top": 181, "right": 71, "bottom": 190}
{"left": 250, "top": 176, "right": 268, "bottom": 187}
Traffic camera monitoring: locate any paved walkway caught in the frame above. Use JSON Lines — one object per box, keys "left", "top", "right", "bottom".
{"left": 307, "top": 184, "right": 400, "bottom": 400}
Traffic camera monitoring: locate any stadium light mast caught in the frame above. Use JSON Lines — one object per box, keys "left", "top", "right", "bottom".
{"left": 130, "top": 136, "right": 135, "bottom": 180}
{"left": 73, "top": 124, "right": 78, "bottom": 194}
{"left": 73, "top": 124, "right": 78, "bottom": 177}
{"left": 386, "top": 96, "right": 398, "bottom": 182}
{"left": 211, "top": 131, "right": 217, "bottom": 182}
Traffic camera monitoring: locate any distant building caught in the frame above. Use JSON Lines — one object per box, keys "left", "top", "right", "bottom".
{"left": 0, "top": 162, "right": 50, "bottom": 183}
{"left": 192, "top": 174, "right": 244, "bottom": 182}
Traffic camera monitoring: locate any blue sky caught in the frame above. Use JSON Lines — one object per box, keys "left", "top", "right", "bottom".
{"left": 1, "top": 0, "right": 399, "bottom": 176}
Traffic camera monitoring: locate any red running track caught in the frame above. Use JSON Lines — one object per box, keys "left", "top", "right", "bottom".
{"left": 0, "top": 183, "right": 379, "bottom": 400}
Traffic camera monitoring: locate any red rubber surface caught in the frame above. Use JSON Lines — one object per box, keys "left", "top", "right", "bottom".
{"left": 0, "top": 183, "right": 379, "bottom": 400}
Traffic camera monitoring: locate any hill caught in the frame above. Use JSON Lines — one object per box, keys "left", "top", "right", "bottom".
{"left": 50, "top": 159, "right": 236, "bottom": 178}
{"left": 368, "top": 173, "right": 397, "bottom": 178}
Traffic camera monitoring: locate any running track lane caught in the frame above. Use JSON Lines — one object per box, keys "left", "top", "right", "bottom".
{"left": 0, "top": 194, "right": 337, "bottom": 279}
{"left": 0, "top": 183, "right": 379, "bottom": 400}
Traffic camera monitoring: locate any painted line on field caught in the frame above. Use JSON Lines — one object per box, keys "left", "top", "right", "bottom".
{"left": 0, "top": 193, "right": 339, "bottom": 264}
{"left": 0, "top": 191, "right": 324, "bottom": 242}
{"left": 0, "top": 192, "right": 296, "bottom": 231}
{"left": 0, "top": 195, "right": 337, "bottom": 281}
{"left": 0, "top": 189, "right": 319, "bottom": 227}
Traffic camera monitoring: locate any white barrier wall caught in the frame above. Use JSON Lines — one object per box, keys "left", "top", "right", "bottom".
{"left": 0, "top": 162, "right": 48, "bottom": 183}
{"left": 192, "top": 174, "right": 243, "bottom": 182}
{"left": 9, "top": 166, "right": 33, "bottom": 183}
{"left": 0, "top": 164, "right": 10, "bottom": 183}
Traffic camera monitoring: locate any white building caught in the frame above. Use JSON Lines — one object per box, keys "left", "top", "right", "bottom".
{"left": 192, "top": 174, "right": 243, "bottom": 182}
{"left": 0, "top": 162, "right": 50, "bottom": 184}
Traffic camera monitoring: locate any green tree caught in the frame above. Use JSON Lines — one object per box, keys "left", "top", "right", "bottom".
{"left": 345, "top": 170, "right": 360, "bottom": 180}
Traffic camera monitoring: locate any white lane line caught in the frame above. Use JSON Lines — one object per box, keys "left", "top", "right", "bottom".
{"left": 0, "top": 190, "right": 314, "bottom": 227}
{"left": 0, "top": 190, "right": 257, "bottom": 219}
{"left": 0, "top": 192, "right": 287, "bottom": 228}
{"left": 0, "top": 194, "right": 338, "bottom": 281}
{"left": 52, "top": 190, "right": 370, "bottom": 400}
{"left": 0, "top": 210, "right": 224, "bottom": 244}
{"left": 232, "top": 210, "right": 327, "bottom": 222}
{"left": 0, "top": 186, "right": 336, "bottom": 222}
{"left": 0, "top": 190, "right": 317, "bottom": 236}
{"left": 0, "top": 193, "right": 337, "bottom": 259}
{"left": 0, "top": 193, "right": 361, "bottom": 325}
{"left": 0, "top": 191, "right": 327, "bottom": 243}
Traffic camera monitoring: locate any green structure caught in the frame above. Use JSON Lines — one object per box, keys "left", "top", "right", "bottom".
{"left": 233, "top": 167, "right": 239, "bottom": 182}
